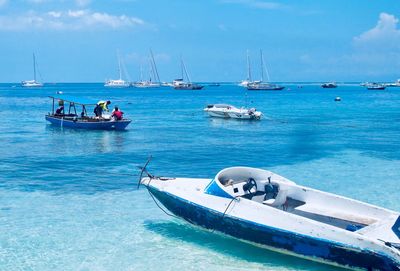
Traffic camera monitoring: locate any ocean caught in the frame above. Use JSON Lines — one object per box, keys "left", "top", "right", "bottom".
{"left": 1, "top": 83, "right": 399, "bottom": 270}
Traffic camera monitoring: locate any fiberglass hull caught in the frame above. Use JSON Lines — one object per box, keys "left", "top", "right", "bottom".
{"left": 147, "top": 185, "right": 400, "bottom": 271}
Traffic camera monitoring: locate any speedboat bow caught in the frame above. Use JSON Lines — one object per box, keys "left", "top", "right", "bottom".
{"left": 141, "top": 167, "right": 400, "bottom": 270}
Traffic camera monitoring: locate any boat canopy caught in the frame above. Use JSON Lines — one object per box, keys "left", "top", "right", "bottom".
{"left": 49, "top": 95, "right": 98, "bottom": 105}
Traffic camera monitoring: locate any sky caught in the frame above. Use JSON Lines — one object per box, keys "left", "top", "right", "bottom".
{"left": 0, "top": 0, "right": 399, "bottom": 82}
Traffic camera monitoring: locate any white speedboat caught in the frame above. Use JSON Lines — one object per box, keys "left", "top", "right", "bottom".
{"left": 141, "top": 167, "right": 400, "bottom": 270}
{"left": 21, "top": 53, "right": 43, "bottom": 87}
{"left": 204, "top": 104, "right": 262, "bottom": 120}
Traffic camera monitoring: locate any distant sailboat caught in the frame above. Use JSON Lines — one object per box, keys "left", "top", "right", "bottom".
{"left": 247, "top": 50, "right": 284, "bottom": 91}
{"left": 173, "top": 57, "right": 203, "bottom": 90}
{"left": 239, "top": 50, "right": 253, "bottom": 87}
{"left": 105, "top": 52, "right": 129, "bottom": 88}
{"left": 133, "top": 49, "right": 161, "bottom": 88}
{"left": 22, "top": 53, "right": 43, "bottom": 87}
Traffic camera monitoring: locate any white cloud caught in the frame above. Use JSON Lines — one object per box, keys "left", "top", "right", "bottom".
{"left": 0, "top": 9, "right": 145, "bottom": 31}
{"left": 221, "top": 0, "right": 285, "bottom": 10}
{"left": 353, "top": 12, "right": 400, "bottom": 49}
{"left": 75, "top": 0, "right": 91, "bottom": 7}
{"left": 0, "top": 0, "right": 7, "bottom": 7}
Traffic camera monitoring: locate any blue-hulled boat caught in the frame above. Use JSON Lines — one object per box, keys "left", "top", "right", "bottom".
{"left": 141, "top": 167, "right": 400, "bottom": 270}
{"left": 45, "top": 95, "right": 131, "bottom": 130}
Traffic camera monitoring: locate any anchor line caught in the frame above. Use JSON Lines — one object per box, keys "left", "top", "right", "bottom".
{"left": 212, "top": 196, "right": 240, "bottom": 233}
{"left": 145, "top": 177, "right": 179, "bottom": 219}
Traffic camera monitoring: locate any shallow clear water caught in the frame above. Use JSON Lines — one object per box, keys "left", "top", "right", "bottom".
{"left": 1, "top": 83, "right": 400, "bottom": 270}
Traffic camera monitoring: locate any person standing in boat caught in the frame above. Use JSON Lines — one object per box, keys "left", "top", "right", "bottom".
{"left": 95, "top": 100, "right": 111, "bottom": 118}
{"left": 111, "top": 106, "right": 124, "bottom": 121}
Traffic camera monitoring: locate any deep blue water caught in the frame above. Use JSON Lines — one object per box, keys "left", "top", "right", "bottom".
{"left": 1, "top": 83, "right": 400, "bottom": 270}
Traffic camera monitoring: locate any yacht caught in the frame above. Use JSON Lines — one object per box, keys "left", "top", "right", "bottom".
{"left": 105, "top": 53, "right": 129, "bottom": 88}
{"left": 21, "top": 53, "right": 43, "bottom": 87}
{"left": 239, "top": 50, "right": 253, "bottom": 87}
{"left": 247, "top": 50, "right": 284, "bottom": 91}
{"left": 173, "top": 58, "right": 204, "bottom": 90}
{"left": 132, "top": 49, "right": 161, "bottom": 88}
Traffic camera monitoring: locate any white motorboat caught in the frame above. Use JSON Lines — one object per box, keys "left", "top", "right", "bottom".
{"left": 21, "top": 53, "right": 43, "bottom": 87}
{"left": 141, "top": 166, "right": 400, "bottom": 271}
{"left": 105, "top": 52, "right": 130, "bottom": 88}
{"left": 204, "top": 104, "right": 262, "bottom": 120}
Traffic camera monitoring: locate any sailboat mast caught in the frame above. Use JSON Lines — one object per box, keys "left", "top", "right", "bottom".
{"left": 149, "top": 49, "right": 160, "bottom": 83}
{"left": 181, "top": 58, "right": 191, "bottom": 83}
{"left": 33, "top": 53, "right": 37, "bottom": 81}
{"left": 118, "top": 56, "right": 122, "bottom": 80}
{"left": 260, "top": 49, "right": 264, "bottom": 82}
{"left": 246, "top": 50, "right": 252, "bottom": 81}
{"left": 262, "top": 51, "right": 271, "bottom": 82}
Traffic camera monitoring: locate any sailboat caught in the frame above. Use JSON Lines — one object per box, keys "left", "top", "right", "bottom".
{"left": 22, "top": 53, "right": 43, "bottom": 87}
{"left": 105, "top": 52, "right": 129, "bottom": 88}
{"left": 173, "top": 57, "right": 203, "bottom": 90}
{"left": 247, "top": 50, "right": 284, "bottom": 91}
{"left": 133, "top": 49, "right": 161, "bottom": 88}
{"left": 239, "top": 50, "right": 253, "bottom": 87}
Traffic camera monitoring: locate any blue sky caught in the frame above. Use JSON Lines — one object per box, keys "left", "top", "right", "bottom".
{"left": 0, "top": 0, "right": 399, "bottom": 82}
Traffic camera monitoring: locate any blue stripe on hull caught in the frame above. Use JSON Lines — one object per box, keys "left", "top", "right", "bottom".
{"left": 148, "top": 186, "right": 400, "bottom": 271}
{"left": 45, "top": 116, "right": 130, "bottom": 130}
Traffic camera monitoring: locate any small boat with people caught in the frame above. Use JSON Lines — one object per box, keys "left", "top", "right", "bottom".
{"left": 247, "top": 50, "right": 284, "bottom": 91}
{"left": 204, "top": 104, "right": 262, "bottom": 120}
{"left": 45, "top": 95, "right": 131, "bottom": 130}
{"left": 21, "top": 53, "right": 43, "bottom": 87}
{"left": 365, "top": 83, "right": 386, "bottom": 90}
{"left": 140, "top": 166, "right": 400, "bottom": 271}
{"left": 321, "top": 82, "right": 337, "bottom": 88}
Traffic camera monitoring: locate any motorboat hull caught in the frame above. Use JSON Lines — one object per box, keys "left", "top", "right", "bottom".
{"left": 45, "top": 115, "right": 131, "bottom": 130}
{"left": 206, "top": 110, "right": 260, "bottom": 120}
{"left": 148, "top": 185, "right": 400, "bottom": 271}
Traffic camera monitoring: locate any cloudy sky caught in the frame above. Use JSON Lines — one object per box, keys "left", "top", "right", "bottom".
{"left": 0, "top": 0, "right": 399, "bottom": 82}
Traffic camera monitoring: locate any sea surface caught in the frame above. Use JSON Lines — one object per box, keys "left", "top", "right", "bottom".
{"left": 1, "top": 83, "right": 400, "bottom": 271}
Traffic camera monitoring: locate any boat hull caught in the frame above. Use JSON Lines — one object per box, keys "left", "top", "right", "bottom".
{"left": 247, "top": 86, "right": 285, "bottom": 91}
{"left": 45, "top": 115, "right": 131, "bottom": 130}
{"left": 148, "top": 186, "right": 400, "bottom": 271}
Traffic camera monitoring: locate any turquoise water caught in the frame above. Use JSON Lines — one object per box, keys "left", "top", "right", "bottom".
{"left": 1, "top": 83, "right": 400, "bottom": 270}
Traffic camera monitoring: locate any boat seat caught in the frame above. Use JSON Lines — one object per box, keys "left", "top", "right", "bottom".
{"left": 263, "top": 185, "right": 289, "bottom": 207}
